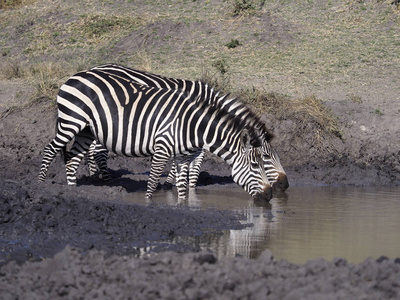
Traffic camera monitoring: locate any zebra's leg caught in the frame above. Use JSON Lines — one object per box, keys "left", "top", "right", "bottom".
{"left": 92, "top": 142, "right": 111, "bottom": 181}
{"left": 87, "top": 141, "right": 98, "bottom": 176}
{"left": 146, "top": 150, "right": 171, "bottom": 198}
{"left": 65, "top": 153, "right": 86, "bottom": 185}
{"left": 39, "top": 118, "right": 81, "bottom": 182}
{"left": 65, "top": 128, "right": 95, "bottom": 185}
{"left": 175, "top": 158, "right": 191, "bottom": 199}
{"left": 188, "top": 149, "right": 205, "bottom": 188}
{"left": 38, "top": 142, "right": 61, "bottom": 182}
{"left": 164, "top": 162, "right": 177, "bottom": 186}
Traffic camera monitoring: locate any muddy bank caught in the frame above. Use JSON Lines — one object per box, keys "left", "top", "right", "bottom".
{"left": 1, "top": 246, "right": 399, "bottom": 299}
{"left": 1, "top": 171, "right": 400, "bottom": 299}
{"left": 0, "top": 179, "right": 245, "bottom": 268}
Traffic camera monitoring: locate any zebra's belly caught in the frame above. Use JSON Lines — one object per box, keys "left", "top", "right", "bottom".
{"left": 92, "top": 126, "right": 158, "bottom": 158}
{"left": 102, "top": 141, "right": 155, "bottom": 158}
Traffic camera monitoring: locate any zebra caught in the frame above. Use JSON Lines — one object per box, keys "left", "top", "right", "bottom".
{"left": 85, "top": 64, "right": 289, "bottom": 191}
{"left": 38, "top": 67, "right": 273, "bottom": 200}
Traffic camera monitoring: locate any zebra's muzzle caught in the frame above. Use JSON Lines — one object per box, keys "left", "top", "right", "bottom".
{"left": 273, "top": 173, "right": 289, "bottom": 192}
{"left": 253, "top": 185, "right": 273, "bottom": 202}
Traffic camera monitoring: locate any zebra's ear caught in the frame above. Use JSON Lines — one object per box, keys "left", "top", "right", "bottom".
{"left": 240, "top": 130, "right": 251, "bottom": 149}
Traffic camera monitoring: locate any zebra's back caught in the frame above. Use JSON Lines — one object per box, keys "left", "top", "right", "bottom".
{"left": 59, "top": 70, "right": 198, "bottom": 157}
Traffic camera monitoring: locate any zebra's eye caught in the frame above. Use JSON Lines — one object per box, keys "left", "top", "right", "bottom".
{"left": 263, "top": 153, "right": 271, "bottom": 159}
{"left": 251, "top": 162, "right": 259, "bottom": 169}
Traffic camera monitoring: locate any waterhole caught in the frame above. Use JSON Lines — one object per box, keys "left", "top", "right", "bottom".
{"left": 127, "top": 185, "right": 400, "bottom": 264}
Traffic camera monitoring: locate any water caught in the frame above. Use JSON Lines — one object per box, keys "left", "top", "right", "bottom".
{"left": 127, "top": 185, "right": 400, "bottom": 264}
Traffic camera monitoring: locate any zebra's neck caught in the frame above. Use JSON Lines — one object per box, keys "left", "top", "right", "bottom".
{"left": 189, "top": 103, "right": 251, "bottom": 166}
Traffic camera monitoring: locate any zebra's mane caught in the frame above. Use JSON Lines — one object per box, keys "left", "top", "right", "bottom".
{"left": 195, "top": 81, "right": 274, "bottom": 143}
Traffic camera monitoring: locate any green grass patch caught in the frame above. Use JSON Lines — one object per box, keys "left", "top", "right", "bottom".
{"left": 225, "top": 39, "right": 242, "bottom": 49}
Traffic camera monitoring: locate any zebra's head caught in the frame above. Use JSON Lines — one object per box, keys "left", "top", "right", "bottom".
{"left": 261, "top": 137, "right": 289, "bottom": 192}
{"left": 231, "top": 130, "right": 273, "bottom": 201}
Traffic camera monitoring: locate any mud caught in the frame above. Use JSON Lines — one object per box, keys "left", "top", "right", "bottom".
{"left": 0, "top": 178, "right": 244, "bottom": 267}
{"left": 1, "top": 247, "right": 399, "bottom": 300}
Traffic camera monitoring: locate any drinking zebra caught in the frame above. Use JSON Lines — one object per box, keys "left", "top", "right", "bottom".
{"left": 85, "top": 64, "right": 289, "bottom": 191}
{"left": 38, "top": 67, "right": 272, "bottom": 200}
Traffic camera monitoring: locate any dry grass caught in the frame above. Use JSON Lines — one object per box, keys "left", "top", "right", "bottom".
{"left": 2, "top": 0, "right": 398, "bottom": 89}
{"left": 71, "top": 14, "right": 143, "bottom": 43}
{"left": 199, "top": 65, "right": 341, "bottom": 153}
{"left": 0, "top": 60, "right": 82, "bottom": 117}
{"left": 0, "top": 0, "right": 24, "bottom": 9}
{"left": 232, "top": 0, "right": 256, "bottom": 17}
{"left": 29, "top": 63, "right": 63, "bottom": 101}
{"left": 199, "top": 65, "right": 232, "bottom": 94}
{"left": 1, "top": 61, "right": 24, "bottom": 80}
{"left": 240, "top": 88, "right": 342, "bottom": 152}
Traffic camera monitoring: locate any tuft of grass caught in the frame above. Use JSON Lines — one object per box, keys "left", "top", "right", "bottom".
{"left": 232, "top": 0, "right": 256, "bottom": 16}
{"left": 0, "top": 0, "right": 22, "bottom": 9}
{"left": 28, "top": 63, "right": 63, "bottom": 103}
{"left": 240, "top": 88, "right": 342, "bottom": 152}
{"left": 198, "top": 67, "right": 232, "bottom": 94}
{"left": 225, "top": 39, "right": 242, "bottom": 49}
{"left": 130, "top": 50, "right": 153, "bottom": 72}
{"left": 1, "top": 61, "right": 24, "bottom": 79}
{"left": 80, "top": 15, "right": 125, "bottom": 38}
{"left": 212, "top": 59, "right": 229, "bottom": 75}
{"left": 73, "top": 14, "right": 143, "bottom": 41}
{"left": 350, "top": 94, "right": 363, "bottom": 103}
{"left": 371, "top": 109, "right": 384, "bottom": 116}
{"left": 0, "top": 61, "right": 86, "bottom": 118}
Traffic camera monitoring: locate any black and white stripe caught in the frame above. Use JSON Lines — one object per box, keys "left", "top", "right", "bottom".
{"left": 39, "top": 67, "right": 272, "bottom": 200}
{"left": 87, "top": 64, "right": 288, "bottom": 191}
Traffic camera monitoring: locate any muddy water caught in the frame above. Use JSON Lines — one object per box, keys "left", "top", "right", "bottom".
{"left": 126, "top": 186, "right": 400, "bottom": 264}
